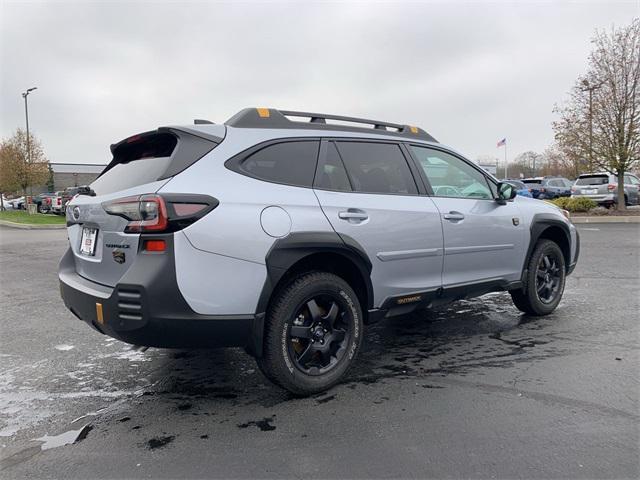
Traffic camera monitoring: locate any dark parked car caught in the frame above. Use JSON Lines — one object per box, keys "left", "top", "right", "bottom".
{"left": 522, "top": 177, "right": 573, "bottom": 199}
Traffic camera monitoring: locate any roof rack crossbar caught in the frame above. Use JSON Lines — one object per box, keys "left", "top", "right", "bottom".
{"left": 280, "top": 110, "right": 404, "bottom": 131}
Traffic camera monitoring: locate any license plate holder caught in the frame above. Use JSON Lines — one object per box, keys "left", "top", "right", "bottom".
{"left": 80, "top": 227, "right": 98, "bottom": 256}
{"left": 583, "top": 189, "right": 598, "bottom": 194}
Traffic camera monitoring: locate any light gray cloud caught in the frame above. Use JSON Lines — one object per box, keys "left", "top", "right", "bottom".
{"left": 1, "top": 0, "right": 637, "bottom": 166}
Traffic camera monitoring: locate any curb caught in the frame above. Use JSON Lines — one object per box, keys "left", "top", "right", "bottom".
{"left": 571, "top": 216, "right": 640, "bottom": 224}
{"left": 0, "top": 219, "right": 66, "bottom": 230}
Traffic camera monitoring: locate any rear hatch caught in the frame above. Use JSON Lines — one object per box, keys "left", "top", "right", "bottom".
{"left": 574, "top": 174, "right": 610, "bottom": 195}
{"left": 66, "top": 126, "right": 224, "bottom": 287}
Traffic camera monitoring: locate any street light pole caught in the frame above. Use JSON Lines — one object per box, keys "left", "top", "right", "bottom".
{"left": 21, "top": 87, "right": 37, "bottom": 197}
{"left": 581, "top": 79, "right": 602, "bottom": 173}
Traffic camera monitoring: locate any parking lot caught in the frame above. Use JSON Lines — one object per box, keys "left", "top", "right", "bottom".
{"left": 0, "top": 223, "right": 638, "bottom": 479}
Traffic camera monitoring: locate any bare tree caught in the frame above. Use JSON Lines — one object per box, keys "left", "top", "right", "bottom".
{"left": 554, "top": 19, "right": 640, "bottom": 210}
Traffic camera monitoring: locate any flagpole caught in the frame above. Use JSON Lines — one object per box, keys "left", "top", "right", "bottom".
{"left": 504, "top": 142, "right": 508, "bottom": 179}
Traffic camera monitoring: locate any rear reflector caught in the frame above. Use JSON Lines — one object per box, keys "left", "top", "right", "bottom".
{"left": 96, "top": 303, "right": 104, "bottom": 325}
{"left": 143, "top": 239, "right": 166, "bottom": 252}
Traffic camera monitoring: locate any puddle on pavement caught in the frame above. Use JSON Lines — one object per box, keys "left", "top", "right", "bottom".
{"left": 34, "top": 424, "right": 92, "bottom": 450}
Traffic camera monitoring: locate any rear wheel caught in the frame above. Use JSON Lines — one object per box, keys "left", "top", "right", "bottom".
{"left": 257, "top": 271, "right": 363, "bottom": 396}
{"left": 511, "top": 239, "right": 566, "bottom": 315}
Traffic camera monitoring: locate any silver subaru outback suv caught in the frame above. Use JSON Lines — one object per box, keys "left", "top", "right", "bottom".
{"left": 59, "top": 108, "right": 580, "bottom": 395}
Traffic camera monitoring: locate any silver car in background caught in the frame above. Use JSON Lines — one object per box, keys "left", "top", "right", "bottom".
{"left": 571, "top": 172, "right": 640, "bottom": 207}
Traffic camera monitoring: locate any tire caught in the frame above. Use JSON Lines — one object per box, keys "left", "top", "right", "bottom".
{"left": 257, "top": 271, "right": 363, "bottom": 396}
{"left": 510, "top": 239, "right": 566, "bottom": 316}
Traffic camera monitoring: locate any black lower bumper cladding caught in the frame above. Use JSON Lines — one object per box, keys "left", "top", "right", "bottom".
{"left": 58, "top": 234, "right": 255, "bottom": 349}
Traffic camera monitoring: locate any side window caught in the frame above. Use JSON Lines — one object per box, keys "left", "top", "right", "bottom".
{"left": 549, "top": 180, "right": 561, "bottom": 187}
{"left": 410, "top": 146, "right": 493, "bottom": 199}
{"left": 316, "top": 142, "right": 352, "bottom": 192}
{"left": 629, "top": 175, "right": 640, "bottom": 185}
{"left": 239, "top": 141, "right": 319, "bottom": 187}
{"left": 335, "top": 142, "right": 417, "bottom": 195}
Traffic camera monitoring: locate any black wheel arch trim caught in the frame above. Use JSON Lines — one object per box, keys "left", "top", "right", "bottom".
{"left": 249, "top": 231, "right": 374, "bottom": 358}
{"left": 522, "top": 214, "right": 574, "bottom": 283}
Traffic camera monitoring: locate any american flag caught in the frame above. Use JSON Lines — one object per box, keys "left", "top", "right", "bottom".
{"left": 497, "top": 138, "right": 507, "bottom": 147}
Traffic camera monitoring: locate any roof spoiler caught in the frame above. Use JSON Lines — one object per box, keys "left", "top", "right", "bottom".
{"left": 225, "top": 108, "right": 437, "bottom": 142}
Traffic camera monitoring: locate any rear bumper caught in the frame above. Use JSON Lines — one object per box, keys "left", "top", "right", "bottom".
{"left": 572, "top": 193, "right": 615, "bottom": 204}
{"left": 58, "top": 235, "right": 260, "bottom": 351}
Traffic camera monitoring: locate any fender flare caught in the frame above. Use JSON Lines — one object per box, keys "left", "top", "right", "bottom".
{"left": 247, "top": 231, "right": 373, "bottom": 358}
{"left": 522, "top": 213, "right": 572, "bottom": 281}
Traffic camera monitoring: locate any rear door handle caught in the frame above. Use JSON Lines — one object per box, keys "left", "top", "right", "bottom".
{"left": 443, "top": 212, "right": 465, "bottom": 221}
{"left": 338, "top": 209, "right": 369, "bottom": 222}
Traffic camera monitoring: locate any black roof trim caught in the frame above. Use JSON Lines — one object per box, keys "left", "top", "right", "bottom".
{"left": 224, "top": 108, "right": 437, "bottom": 142}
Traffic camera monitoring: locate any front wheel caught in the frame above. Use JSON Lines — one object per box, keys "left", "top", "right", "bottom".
{"left": 257, "top": 271, "right": 363, "bottom": 396}
{"left": 511, "top": 239, "right": 566, "bottom": 315}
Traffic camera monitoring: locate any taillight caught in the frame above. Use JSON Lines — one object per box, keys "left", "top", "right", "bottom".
{"left": 608, "top": 184, "right": 616, "bottom": 191}
{"left": 103, "top": 194, "right": 218, "bottom": 233}
{"left": 103, "top": 195, "right": 168, "bottom": 233}
{"left": 571, "top": 186, "right": 576, "bottom": 193}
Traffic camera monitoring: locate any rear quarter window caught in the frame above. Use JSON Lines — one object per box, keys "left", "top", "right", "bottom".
{"left": 236, "top": 140, "right": 320, "bottom": 187}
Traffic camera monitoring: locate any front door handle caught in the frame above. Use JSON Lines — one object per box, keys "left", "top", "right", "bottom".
{"left": 338, "top": 209, "right": 369, "bottom": 222}
{"left": 443, "top": 211, "right": 465, "bottom": 221}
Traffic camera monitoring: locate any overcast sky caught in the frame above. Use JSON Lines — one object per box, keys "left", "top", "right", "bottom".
{"left": 1, "top": 0, "right": 637, "bottom": 166}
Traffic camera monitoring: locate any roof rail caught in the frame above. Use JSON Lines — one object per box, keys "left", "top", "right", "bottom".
{"left": 224, "top": 108, "right": 437, "bottom": 142}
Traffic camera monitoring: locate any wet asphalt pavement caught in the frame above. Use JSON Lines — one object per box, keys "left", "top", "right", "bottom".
{"left": 0, "top": 224, "right": 638, "bottom": 479}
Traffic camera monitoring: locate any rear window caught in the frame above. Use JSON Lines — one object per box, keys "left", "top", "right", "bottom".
{"left": 92, "top": 131, "right": 217, "bottom": 196}
{"left": 335, "top": 142, "right": 417, "bottom": 195}
{"left": 522, "top": 179, "right": 541, "bottom": 185}
{"left": 238, "top": 141, "right": 320, "bottom": 187}
{"left": 576, "top": 175, "right": 609, "bottom": 185}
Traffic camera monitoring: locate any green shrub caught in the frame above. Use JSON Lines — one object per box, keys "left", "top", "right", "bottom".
{"left": 550, "top": 197, "right": 571, "bottom": 210}
{"left": 568, "top": 197, "right": 597, "bottom": 212}
{"left": 550, "top": 197, "right": 597, "bottom": 212}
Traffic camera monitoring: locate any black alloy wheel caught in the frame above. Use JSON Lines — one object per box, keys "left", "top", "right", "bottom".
{"left": 287, "top": 294, "right": 352, "bottom": 375}
{"left": 535, "top": 252, "right": 562, "bottom": 304}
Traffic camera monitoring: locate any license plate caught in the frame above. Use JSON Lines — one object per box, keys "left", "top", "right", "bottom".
{"left": 80, "top": 227, "right": 98, "bottom": 256}
{"left": 583, "top": 189, "right": 598, "bottom": 194}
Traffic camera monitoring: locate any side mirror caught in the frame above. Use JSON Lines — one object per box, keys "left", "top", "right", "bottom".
{"left": 496, "top": 182, "right": 517, "bottom": 205}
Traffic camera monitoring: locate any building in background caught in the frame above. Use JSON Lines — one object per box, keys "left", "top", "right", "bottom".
{"left": 47, "top": 163, "right": 105, "bottom": 193}
{"left": 479, "top": 163, "right": 497, "bottom": 176}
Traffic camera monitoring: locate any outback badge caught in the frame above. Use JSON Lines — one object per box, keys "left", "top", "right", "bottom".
{"left": 112, "top": 250, "right": 126, "bottom": 264}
